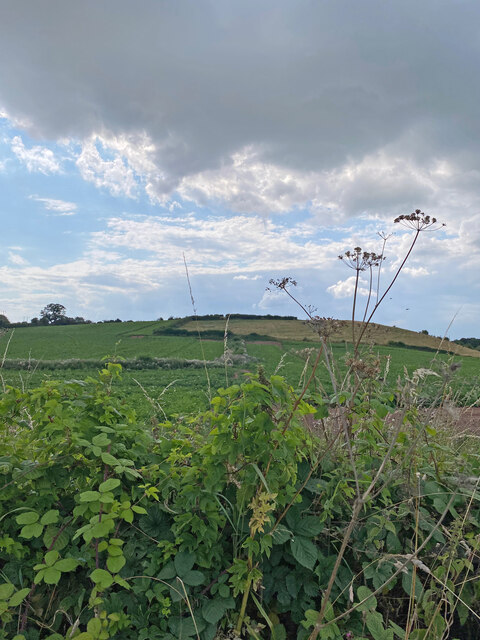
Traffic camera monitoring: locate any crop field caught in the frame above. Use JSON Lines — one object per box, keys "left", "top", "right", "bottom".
{"left": 1, "top": 319, "right": 479, "bottom": 418}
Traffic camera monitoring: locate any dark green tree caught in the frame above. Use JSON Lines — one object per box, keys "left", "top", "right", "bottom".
{"left": 0, "top": 314, "right": 10, "bottom": 327}
{"left": 40, "top": 303, "right": 66, "bottom": 325}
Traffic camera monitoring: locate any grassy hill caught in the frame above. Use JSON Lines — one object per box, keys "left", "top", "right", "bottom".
{"left": 181, "top": 317, "right": 480, "bottom": 357}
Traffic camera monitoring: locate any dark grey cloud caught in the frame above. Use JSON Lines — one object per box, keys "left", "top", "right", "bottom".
{"left": 1, "top": 0, "right": 480, "bottom": 201}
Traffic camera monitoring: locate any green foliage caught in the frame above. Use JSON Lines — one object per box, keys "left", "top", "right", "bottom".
{"left": 1, "top": 363, "right": 480, "bottom": 639}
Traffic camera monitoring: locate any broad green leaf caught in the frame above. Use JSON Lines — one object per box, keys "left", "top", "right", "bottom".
{"left": 0, "top": 583, "right": 15, "bottom": 600}
{"left": 182, "top": 570, "right": 205, "bottom": 586}
{"left": 90, "top": 569, "right": 114, "bottom": 589}
{"left": 99, "top": 478, "right": 120, "bottom": 492}
{"left": 8, "top": 588, "right": 31, "bottom": 607}
{"left": 44, "top": 550, "right": 60, "bottom": 567}
{"left": 34, "top": 569, "right": 45, "bottom": 584}
{"left": 290, "top": 535, "right": 317, "bottom": 570}
{"left": 79, "top": 491, "right": 101, "bottom": 502}
{"left": 106, "top": 555, "right": 126, "bottom": 573}
{"left": 158, "top": 562, "right": 176, "bottom": 580}
{"left": 356, "top": 585, "right": 377, "bottom": 611}
{"left": 87, "top": 618, "right": 102, "bottom": 635}
{"left": 101, "top": 452, "right": 119, "bottom": 466}
{"left": 294, "top": 516, "right": 323, "bottom": 537}
{"left": 202, "top": 598, "right": 227, "bottom": 624}
{"left": 40, "top": 510, "right": 59, "bottom": 525}
{"left": 20, "top": 523, "right": 43, "bottom": 539}
{"left": 43, "top": 568, "right": 61, "bottom": 585}
{"left": 366, "top": 611, "right": 393, "bottom": 640}
{"left": 121, "top": 508, "right": 133, "bottom": 523}
{"left": 108, "top": 545, "right": 123, "bottom": 556}
{"left": 132, "top": 505, "right": 147, "bottom": 514}
{"left": 92, "top": 434, "right": 111, "bottom": 447}
{"left": 174, "top": 552, "right": 195, "bottom": 577}
{"left": 16, "top": 511, "right": 39, "bottom": 525}
{"left": 54, "top": 558, "right": 79, "bottom": 572}
{"left": 271, "top": 524, "right": 293, "bottom": 544}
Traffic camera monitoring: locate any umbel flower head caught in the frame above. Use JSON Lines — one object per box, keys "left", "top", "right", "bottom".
{"left": 394, "top": 209, "right": 446, "bottom": 231}
{"left": 338, "top": 247, "right": 385, "bottom": 271}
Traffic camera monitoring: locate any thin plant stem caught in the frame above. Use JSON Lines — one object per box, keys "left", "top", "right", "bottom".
{"left": 183, "top": 253, "right": 212, "bottom": 402}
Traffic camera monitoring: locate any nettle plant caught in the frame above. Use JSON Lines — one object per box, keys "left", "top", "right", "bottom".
{"left": 1, "top": 210, "right": 480, "bottom": 640}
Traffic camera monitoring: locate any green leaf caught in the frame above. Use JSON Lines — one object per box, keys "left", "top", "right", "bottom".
{"left": 182, "top": 570, "right": 205, "bottom": 586}
{"left": 43, "top": 525, "right": 69, "bottom": 551}
{"left": 158, "top": 562, "right": 176, "bottom": 580}
{"left": 99, "top": 478, "right": 120, "bottom": 492}
{"left": 108, "top": 545, "right": 123, "bottom": 556}
{"left": 20, "top": 523, "right": 43, "bottom": 539}
{"left": 87, "top": 618, "right": 102, "bottom": 635}
{"left": 101, "top": 452, "right": 119, "bottom": 466}
{"left": 79, "top": 491, "right": 101, "bottom": 502}
{"left": 294, "top": 516, "right": 323, "bottom": 537}
{"left": 290, "top": 535, "right": 317, "bottom": 570}
{"left": 0, "top": 583, "right": 15, "bottom": 600}
{"left": 366, "top": 611, "right": 393, "bottom": 640}
{"left": 356, "top": 585, "right": 377, "bottom": 612}
{"left": 106, "top": 555, "right": 126, "bottom": 573}
{"left": 271, "top": 524, "right": 293, "bottom": 544}
{"left": 8, "top": 588, "right": 31, "bottom": 607}
{"left": 92, "top": 434, "right": 111, "bottom": 447}
{"left": 54, "top": 558, "right": 79, "bottom": 572}
{"left": 43, "top": 568, "right": 61, "bottom": 585}
{"left": 16, "top": 511, "right": 39, "bottom": 525}
{"left": 202, "top": 598, "right": 227, "bottom": 624}
{"left": 40, "top": 509, "right": 59, "bottom": 525}
{"left": 121, "top": 508, "right": 133, "bottom": 523}
{"left": 44, "top": 550, "right": 60, "bottom": 567}
{"left": 90, "top": 569, "right": 114, "bottom": 589}
{"left": 109, "top": 538, "right": 124, "bottom": 546}
{"left": 174, "top": 551, "right": 195, "bottom": 577}
{"left": 132, "top": 505, "right": 147, "bottom": 514}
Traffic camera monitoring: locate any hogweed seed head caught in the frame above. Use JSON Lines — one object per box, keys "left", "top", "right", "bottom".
{"left": 339, "top": 247, "right": 385, "bottom": 271}
{"left": 394, "top": 209, "right": 446, "bottom": 231}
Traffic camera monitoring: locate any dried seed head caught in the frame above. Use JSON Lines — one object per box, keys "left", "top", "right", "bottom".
{"left": 394, "top": 209, "right": 445, "bottom": 231}
{"left": 339, "top": 247, "right": 385, "bottom": 271}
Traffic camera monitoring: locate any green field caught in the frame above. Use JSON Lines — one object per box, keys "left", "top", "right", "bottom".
{"left": 1, "top": 319, "right": 479, "bottom": 418}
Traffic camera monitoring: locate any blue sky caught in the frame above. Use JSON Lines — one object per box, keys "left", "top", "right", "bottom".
{"left": 0, "top": 1, "right": 479, "bottom": 338}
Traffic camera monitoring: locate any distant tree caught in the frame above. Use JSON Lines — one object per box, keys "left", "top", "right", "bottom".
{"left": 40, "top": 303, "right": 67, "bottom": 325}
{"left": 421, "top": 329, "right": 429, "bottom": 335}
{"left": 0, "top": 314, "right": 10, "bottom": 327}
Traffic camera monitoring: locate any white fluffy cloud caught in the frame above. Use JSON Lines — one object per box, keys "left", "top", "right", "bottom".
{"left": 326, "top": 276, "right": 371, "bottom": 299}
{"left": 11, "top": 135, "right": 61, "bottom": 174}
{"left": 76, "top": 137, "right": 138, "bottom": 198}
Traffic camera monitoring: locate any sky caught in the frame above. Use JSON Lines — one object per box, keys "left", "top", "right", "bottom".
{"left": 0, "top": 1, "right": 479, "bottom": 338}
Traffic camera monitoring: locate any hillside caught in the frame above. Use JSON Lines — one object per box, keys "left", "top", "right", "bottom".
{"left": 180, "top": 317, "right": 480, "bottom": 358}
